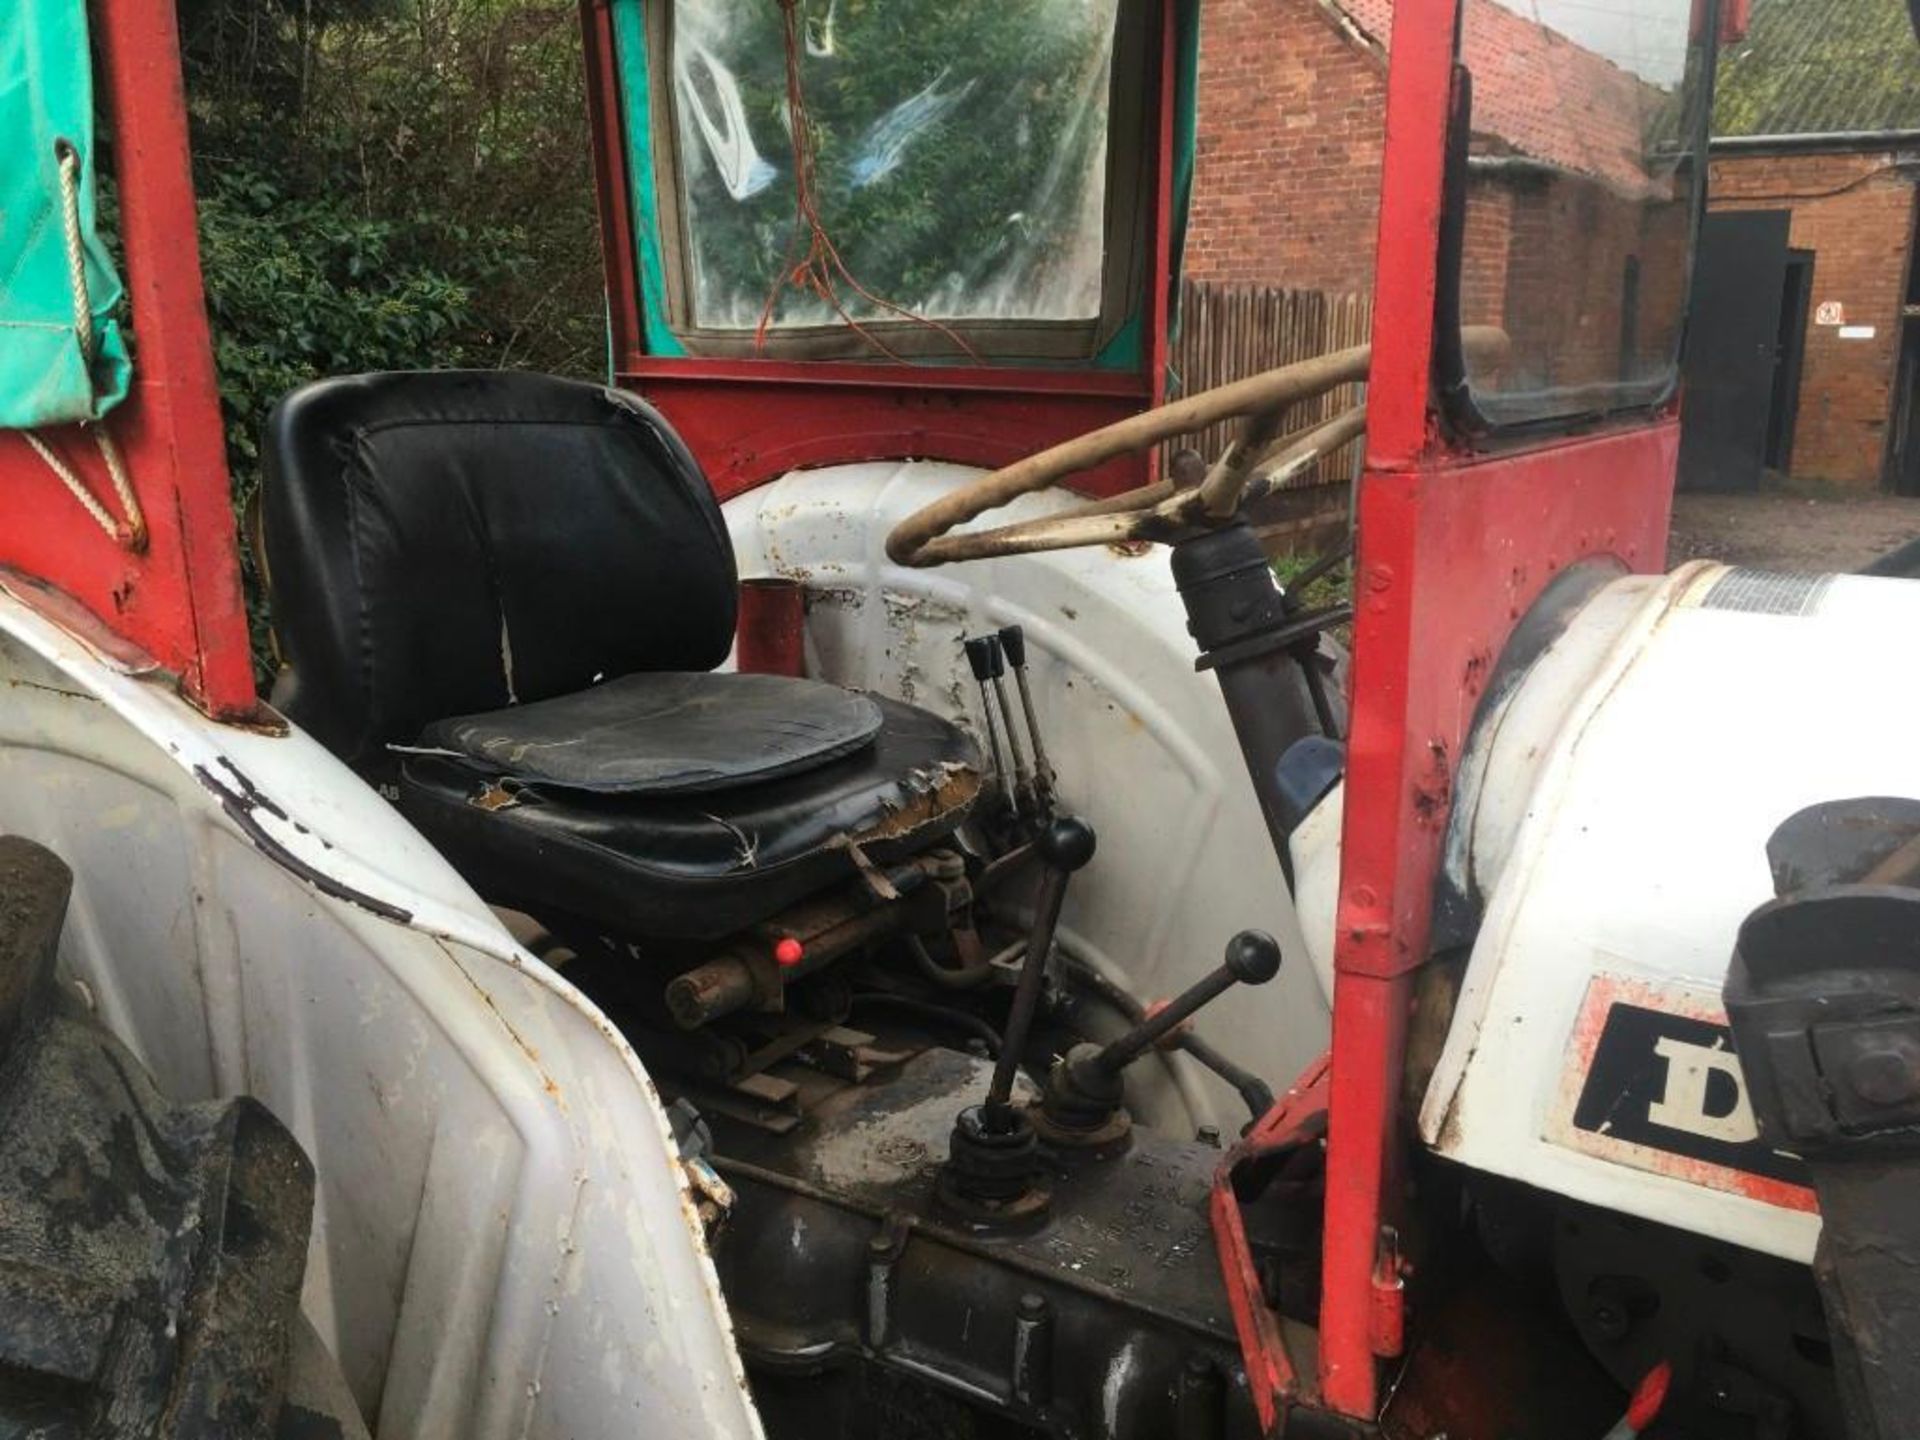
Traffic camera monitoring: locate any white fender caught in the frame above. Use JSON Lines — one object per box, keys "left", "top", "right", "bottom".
{"left": 0, "top": 582, "right": 761, "bottom": 1439}
{"left": 724, "top": 461, "right": 1330, "bottom": 1133}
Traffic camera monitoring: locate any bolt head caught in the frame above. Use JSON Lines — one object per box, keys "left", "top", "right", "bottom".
{"left": 1589, "top": 1301, "right": 1630, "bottom": 1342}
{"left": 1847, "top": 1041, "right": 1920, "bottom": 1108}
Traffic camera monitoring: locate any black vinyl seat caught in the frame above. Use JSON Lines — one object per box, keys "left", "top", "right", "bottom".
{"left": 261, "top": 370, "right": 979, "bottom": 940}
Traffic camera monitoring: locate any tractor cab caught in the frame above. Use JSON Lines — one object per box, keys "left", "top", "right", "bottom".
{"left": 3, "top": 0, "right": 1919, "bottom": 1438}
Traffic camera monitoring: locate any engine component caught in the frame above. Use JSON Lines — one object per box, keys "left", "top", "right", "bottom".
{"left": 1726, "top": 796, "right": 1920, "bottom": 1440}
{"left": 0, "top": 835, "right": 365, "bottom": 1440}
{"left": 1552, "top": 1198, "right": 1839, "bottom": 1440}
{"left": 1171, "top": 524, "right": 1343, "bottom": 876}
{"left": 1038, "top": 930, "right": 1283, "bottom": 1148}
{"left": 706, "top": 1045, "right": 1266, "bottom": 1440}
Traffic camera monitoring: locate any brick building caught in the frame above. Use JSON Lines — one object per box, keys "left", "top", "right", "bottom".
{"left": 1701, "top": 0, "right": 1920, "bottom": 491}
{"left": 1185, "top": 0, "right": 1386, "bottom": 295}
{"left": 1185, "top": 0, "right": 1920, "bottom": 489}
{"left": 1187, "top": 0, "right": 1694, "bottom": 415}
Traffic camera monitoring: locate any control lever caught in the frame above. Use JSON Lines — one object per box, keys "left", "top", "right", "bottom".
{"left": 997, "top": 625, "right": 1056, "bottom": 810}
{"left": 983, "top": 816, "right": 1097, "bottom": 1125}
{"left": 938, "top": 816, "right": 1097, "bottom": 1228}
{"left": 963, "top": 635, "right": 1020, "bottom": 814}
{"left": 1038, "top": 930, "right": 1282, "bottom": 1148}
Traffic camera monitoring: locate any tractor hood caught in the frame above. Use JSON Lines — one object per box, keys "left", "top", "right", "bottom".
{"left": 1431, "top": 563, "right": 1920, "bottom": 1262}
{"left": 1296, "top": 563, "right": 1920, "bottom": 1264}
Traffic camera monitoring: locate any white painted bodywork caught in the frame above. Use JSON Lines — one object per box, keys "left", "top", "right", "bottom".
{"left": 725, "top": 461, "right": 1329, "bottom": 1131}
{"left": 1298, "top": 563, "right": 1920, "bottom": 1266}
{"left": 0, "top": 583, "right": 761, "bottom": 1439}
{"left": 0, "top": 458, "right": 1333, "bottom": 1434}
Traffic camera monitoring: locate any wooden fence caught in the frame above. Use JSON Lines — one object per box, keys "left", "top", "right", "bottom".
{"left": 1168, "top": 280, "right": 1374, "bottom": 488}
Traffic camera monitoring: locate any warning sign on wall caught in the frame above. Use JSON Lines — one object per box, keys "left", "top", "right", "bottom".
{"left": 1815, "top": 300, "right": 1846, "bottom": 326}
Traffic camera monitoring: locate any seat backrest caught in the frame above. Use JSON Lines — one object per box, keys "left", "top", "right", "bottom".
{"left": 261, "top": 370, "right": 738, "bottom": 769}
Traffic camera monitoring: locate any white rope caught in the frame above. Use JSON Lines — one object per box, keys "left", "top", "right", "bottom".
{"left": 92, "top": 424, "right": 144, "bottom": 547}
{"left": 22, "top": 430, "right": 119, "bottom": 536}
{"left": 19, "top": 139, "right": 147, "bottom": 551}
{"left": 53, "top": 141, "right": 92, "bottom": 358}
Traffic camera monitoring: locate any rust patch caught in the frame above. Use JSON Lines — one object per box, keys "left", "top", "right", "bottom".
{"left": 470, "top": 782, "right": 521, "bottom": 813}
{"left": 1411, "top": 739, "right": 1452, "bottom": 829}
{"left": 441, "top": 941, "right": 567, "bottom": 1105}
{"left": 1460, "top": 648, "right": 1491, "bottom": 699}
{"left": 855, "top": 763, "right": 983, "bottom": 845}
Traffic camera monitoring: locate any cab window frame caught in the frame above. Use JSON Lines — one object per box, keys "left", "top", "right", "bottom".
{"left": 1433, "top": 1, "right": 1722, "bottom": 440}
{"left": 641, "top": 0, "right": 1159, "bottom": 365}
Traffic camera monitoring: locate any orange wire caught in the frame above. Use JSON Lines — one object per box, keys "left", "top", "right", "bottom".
{"left": 755, "top": 0, "right": 984, "bottom": 364}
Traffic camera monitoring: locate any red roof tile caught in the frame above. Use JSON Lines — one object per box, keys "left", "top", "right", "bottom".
{"left": 1327, "top": 0, "right": 1668, "bottom": 191}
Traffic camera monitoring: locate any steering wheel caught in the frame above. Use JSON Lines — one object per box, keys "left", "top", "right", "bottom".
{"left": 885, "top": 327, "right": 1508, "bottom": 568}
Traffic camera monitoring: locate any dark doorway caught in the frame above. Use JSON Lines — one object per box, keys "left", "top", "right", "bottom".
{"left": 1680, "top": 210, "right": 1791, "bottom": 493}
{"left": 1894, "top": 321, "right": 1920, "bottom": 496}
{"left": 1763, "top": 250, "right": 1813, "bottom": 473}
{"left": 1893, "top": 207, "right": 1920, "bottom": 496}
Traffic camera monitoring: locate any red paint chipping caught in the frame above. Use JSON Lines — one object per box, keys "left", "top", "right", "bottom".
{"left": 1210, "top": 1053, "right": 1330, "bottom": 1431}
{"left": 1549, "top": 974, "right": 1820, "bottom": 1215}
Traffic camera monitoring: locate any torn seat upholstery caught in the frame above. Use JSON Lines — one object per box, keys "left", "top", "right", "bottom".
{"left": 261, "top": 370, "right": 980, "bottom": 940}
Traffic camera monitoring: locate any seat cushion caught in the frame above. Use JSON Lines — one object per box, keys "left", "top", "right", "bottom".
{"left": 261, "top": 371, "right": 738, "bottom": 771}
{"left": 398, "top": 695, "right": 982, "bottom": 941}
{"left": 419, "top": 672, "right": 886, "bottom": 797}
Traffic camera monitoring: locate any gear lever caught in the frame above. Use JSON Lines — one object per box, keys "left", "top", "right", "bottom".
{"left": 938, "top": 815, "right": 1097, "bottom": 1228}
{"left": 1037, "top": 930, "right": 1282, "bottom": 1148}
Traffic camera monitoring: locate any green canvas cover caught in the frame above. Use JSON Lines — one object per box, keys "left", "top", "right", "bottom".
{"left": 0, "top": 0, "right": 131, "bottom": 428}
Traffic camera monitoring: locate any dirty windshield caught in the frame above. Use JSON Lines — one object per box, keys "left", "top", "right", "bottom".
{"left": 1450, "top": 0, "right": 1710, "bottom": 426}
{"left": 665, "top": 0, "right": 1123, "bottom": 345}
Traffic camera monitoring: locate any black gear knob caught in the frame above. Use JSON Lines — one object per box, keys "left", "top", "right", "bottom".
{"left": 1223, "top": 929, "right": 1282, "bottom": 985}
{"left": 1036, "top": 815, "right": 1096, "bottom": 873}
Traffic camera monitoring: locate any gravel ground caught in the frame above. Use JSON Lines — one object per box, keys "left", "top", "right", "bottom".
{"left": 1667, "top": 492, "right": 1920, "bottom": 573}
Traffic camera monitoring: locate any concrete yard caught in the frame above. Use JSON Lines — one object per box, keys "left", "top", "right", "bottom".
{"left": 1667, "top": 492, "right": 1920, "bottom": 573}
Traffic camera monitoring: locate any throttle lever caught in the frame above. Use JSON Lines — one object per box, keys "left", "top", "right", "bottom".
{"left": 997, "top": 624, "right": 1056, "bottom": 810}
{"left": 1038, "top": 930, "right": 1283, "bottom": 1149}
{"left": 963, "top": 635, "right": 1020, "bottom": 814}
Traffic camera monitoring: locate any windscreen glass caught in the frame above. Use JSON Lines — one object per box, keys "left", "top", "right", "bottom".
{"left": 1452, "top": 0, "right": 1709, "bottom": 425}
{"left": 668, "top": 0, "right": 1121, "bottom": 334}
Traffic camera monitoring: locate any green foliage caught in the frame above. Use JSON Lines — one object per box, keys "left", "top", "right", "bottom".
{"left": 678, "top": 0, "right": 1113, "bottom": 324}
{"left": 198, "top": 166, "right": 491, "bottom": 486}
{"left": 177, "top": 0, "right": 604, "bottom": 680}
{"left": 1713, "top": 0, "right": 1920, "bottom": 137}
{"left": 1272, "top": 550, "right": 1352, "bottom": 614}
